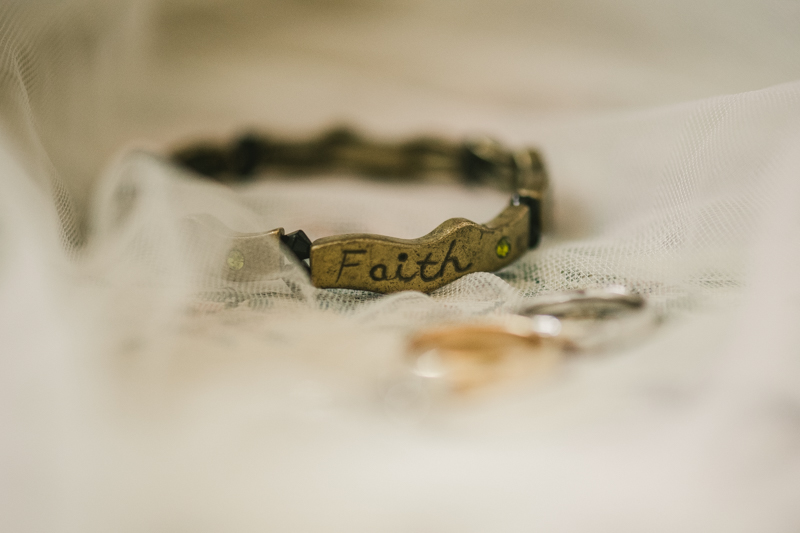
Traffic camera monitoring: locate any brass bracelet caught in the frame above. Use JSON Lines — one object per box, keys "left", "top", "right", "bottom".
{"left": 172, "top": 128, "right": 548, "bottom": 294}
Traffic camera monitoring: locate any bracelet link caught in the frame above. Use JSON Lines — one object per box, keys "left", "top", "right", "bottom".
{"left": 512, "top": 148, "right": 548, "bottom": 198}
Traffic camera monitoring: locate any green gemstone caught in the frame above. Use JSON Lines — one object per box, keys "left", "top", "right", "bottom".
{"left": 227, "top": 249, "right": 245, "bottom": 270}
{"left": 495, "top": 237, "right": 511, "bottom": 258}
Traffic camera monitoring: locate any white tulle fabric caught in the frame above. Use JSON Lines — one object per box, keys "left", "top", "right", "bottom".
{"left": 2, "top": 0, "right": 800, "bottom": 531}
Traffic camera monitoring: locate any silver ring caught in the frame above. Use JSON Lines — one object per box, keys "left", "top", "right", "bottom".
{"left": 518, "top": 286, "right": 657, "bottom": 351}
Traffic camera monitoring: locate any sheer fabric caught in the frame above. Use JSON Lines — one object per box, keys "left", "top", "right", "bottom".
{"left": 2, "top": 0, "right": 800, "bottom": 530}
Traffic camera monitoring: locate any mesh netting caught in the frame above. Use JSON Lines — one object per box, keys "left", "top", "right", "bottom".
{"left": 2, "top": 0, "right": 800, "bottom": 531}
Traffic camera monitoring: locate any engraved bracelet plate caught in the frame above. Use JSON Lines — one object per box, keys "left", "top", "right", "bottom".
{"left": 309, "top": 203, "right": 530, "bottom": 293}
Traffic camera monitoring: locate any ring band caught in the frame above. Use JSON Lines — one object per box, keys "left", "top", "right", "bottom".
{"left": 517, "top": 286, "right": 657, "bottom": 350}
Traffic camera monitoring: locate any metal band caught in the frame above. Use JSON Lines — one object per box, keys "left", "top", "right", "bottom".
{"left": 171, "top": 127, "right": 548, "bottom": 293}
{"left": 517, "top": 286, "right": 657, "bottom": 351}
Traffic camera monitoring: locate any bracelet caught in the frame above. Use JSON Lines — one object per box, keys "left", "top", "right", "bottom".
{"left": 171, "top": 128, "right": 548, "bottom": 294}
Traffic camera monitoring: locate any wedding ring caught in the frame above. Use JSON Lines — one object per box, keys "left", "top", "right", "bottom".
{"left": 405, "top": 316, "right": 564, "bottom": 394}
{"left": 516, "top": 286, "right": 657, "bottom": 351}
